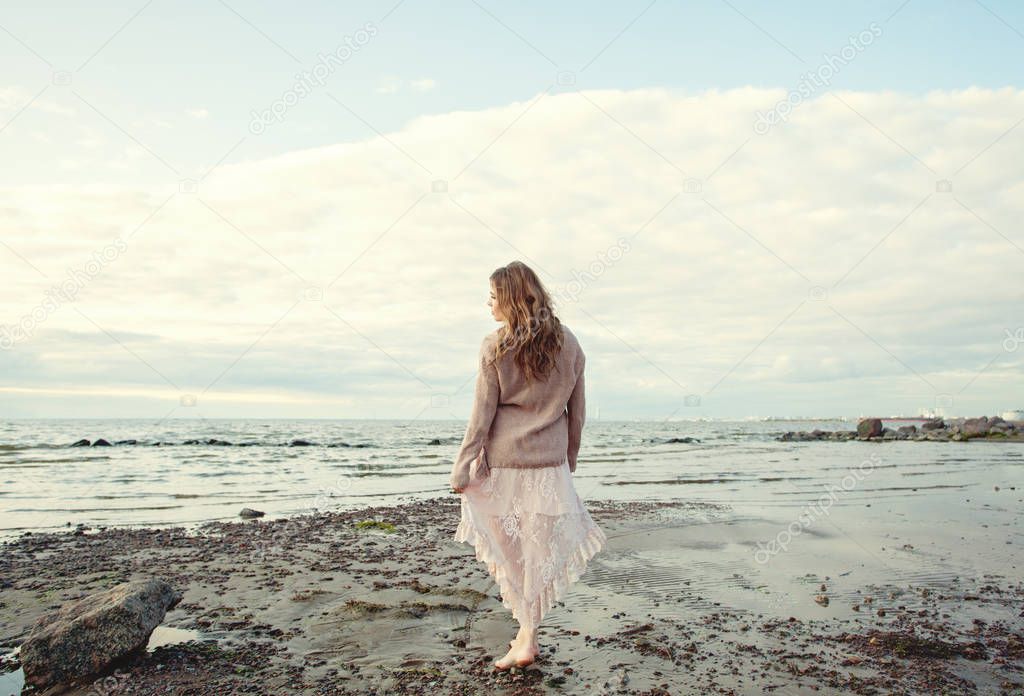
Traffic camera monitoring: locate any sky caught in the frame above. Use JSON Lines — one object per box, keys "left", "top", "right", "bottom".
{"left": 2, "top": 0, "right": 1023, "bottom": 420}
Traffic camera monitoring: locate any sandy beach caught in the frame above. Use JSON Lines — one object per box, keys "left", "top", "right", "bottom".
{"left": 3, "top": 490, "right": 1022, "bottom": 695}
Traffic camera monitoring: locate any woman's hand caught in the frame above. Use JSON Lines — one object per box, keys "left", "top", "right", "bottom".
{"left": 450, "top": 477, "right": 467, "bottom": 494}
{"left": 450, "top": 470, "right": 470, "bottom": 494}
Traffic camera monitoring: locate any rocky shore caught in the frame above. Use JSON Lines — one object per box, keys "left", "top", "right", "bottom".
{"left": 2, "top": 496, "right": 1022, "bottom": 695}
{"left": 778, "top": 415, "right": 1024, "bottom": 442}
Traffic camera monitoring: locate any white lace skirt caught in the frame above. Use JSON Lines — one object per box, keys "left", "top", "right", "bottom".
{"left": 454, "top": 456, "right": 607, "bottom": 632}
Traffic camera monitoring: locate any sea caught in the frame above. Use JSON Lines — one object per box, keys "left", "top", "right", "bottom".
{"left": 1, "top": 418, "right": 1021, "bottom": 552}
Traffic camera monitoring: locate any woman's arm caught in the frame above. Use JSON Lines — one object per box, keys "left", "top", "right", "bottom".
{"left": 449, "top": 336, "right": 500, "bottom": 491}
{"left": 566, "top": 352, "right": 586, "bottom": 473}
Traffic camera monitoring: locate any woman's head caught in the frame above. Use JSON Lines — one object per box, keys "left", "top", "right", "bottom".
{"left": 488, "top": 261, "right": 564, "bottom": 382}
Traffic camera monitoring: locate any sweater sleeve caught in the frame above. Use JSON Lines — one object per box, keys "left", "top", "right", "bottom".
{"left": 566, "top": 350, "right": 586, "bottom": 473}
{"left": 449, "top": 336, "right": 500, "bottom": 490}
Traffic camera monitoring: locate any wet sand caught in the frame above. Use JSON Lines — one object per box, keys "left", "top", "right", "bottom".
{"left": 1, "top": 496, "right": 1022, "bottom": 695}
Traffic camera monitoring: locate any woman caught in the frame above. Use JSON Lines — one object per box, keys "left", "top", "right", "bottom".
{"left": 449, "top": 261, "right": 607, "bottom": 670}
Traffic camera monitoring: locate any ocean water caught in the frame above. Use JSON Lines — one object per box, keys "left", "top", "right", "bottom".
{"left": 1, "top": 418, "right": 1021, "bottom": 550}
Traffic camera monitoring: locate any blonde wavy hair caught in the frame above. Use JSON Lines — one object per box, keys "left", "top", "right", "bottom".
{"left": 490, "top": 261, "right": 564, "bottom": 383}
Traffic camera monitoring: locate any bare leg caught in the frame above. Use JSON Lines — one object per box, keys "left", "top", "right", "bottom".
{"left": 505, "top": 626, "right": 537, "bottom": 650}
{"left": 495, "top": 521, "right": 548, "bottom": 669}
{"left": 515, "top": 624, "right": 539, "bottom": 656}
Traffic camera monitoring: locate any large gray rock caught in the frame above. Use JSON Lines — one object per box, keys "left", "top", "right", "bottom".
{"left": 857, "top": 418, "right": 883, "bottom": 438}
{"left": 962, "top": 417, "right": 991, "bottom": 439}
{"left": 20, "top": 578, "right": 182, "bottom": 690}
{"left": 896, "top": 425, "right": 917, "bottom": 440}
{"left": 921, "top": 418, "right": 945, "bottom": 431}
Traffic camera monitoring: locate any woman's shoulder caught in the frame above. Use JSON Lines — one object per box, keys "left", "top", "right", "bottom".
{"left": 479, "top": 328, "right": 501, "bottom": 361}
{"left": 560, "top": 324, "right": 585, "bottom": 372}
{"left": 560, "top": 323, "right": 581, "bottom": 350}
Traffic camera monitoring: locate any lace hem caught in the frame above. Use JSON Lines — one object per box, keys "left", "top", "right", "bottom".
{"left": 487, "top": 458, "right": 567, "bottom": 469}
{"left": 454, "top": 509, "right": 606, "bottom": 630}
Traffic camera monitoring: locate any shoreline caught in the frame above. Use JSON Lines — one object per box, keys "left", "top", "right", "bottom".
{"left": 2, "top": 496, "right": 1022, "bottom": 695}
{"left": 5, "top": 416, "right": 1020, "bottom": 542}
{"left": 779, "top": 415, "right": 1024, "bottom": 443}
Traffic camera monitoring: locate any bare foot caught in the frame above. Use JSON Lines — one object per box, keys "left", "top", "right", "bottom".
{"left": 495, "top": 635, "right": 539, "bottom": 669}
{"left": 494, "top": 642, "right": 538, "bottom": 670}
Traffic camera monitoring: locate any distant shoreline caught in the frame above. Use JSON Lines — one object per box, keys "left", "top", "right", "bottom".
{"left": 779, "top": 415, "right": 1024, "bottom": 442}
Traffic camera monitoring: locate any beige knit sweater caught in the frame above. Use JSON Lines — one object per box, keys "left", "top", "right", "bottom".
{"left": 449, "top": 324, "right": 586, "bottom": 490}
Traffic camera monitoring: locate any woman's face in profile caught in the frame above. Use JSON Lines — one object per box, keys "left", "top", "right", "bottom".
{"left": 488, "top": 283, "right": 505, "bottom": 322}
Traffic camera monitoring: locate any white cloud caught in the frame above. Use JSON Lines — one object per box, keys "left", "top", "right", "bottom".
{"left": 187, "top": 108, "right": 209, "bottom": 119}
{"left": 2, "top": 86, "right": 1023, "bottom": 418}
{"left": 0, "top": 85, "right": 76, "bottom": 117}
{"left": 410, "top": 78, "right": 436, "bottom": 92}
